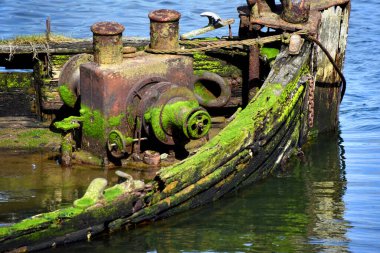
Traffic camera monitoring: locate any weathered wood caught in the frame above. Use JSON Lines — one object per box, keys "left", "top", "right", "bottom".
{"left": 32, "top": 60, "right": 43, "bottom": 121}
{"left": 0, "top": 37, "right": 149, "bottom": 55}
{"left": 312, "top": 3, "right": 350, "bottom": 134}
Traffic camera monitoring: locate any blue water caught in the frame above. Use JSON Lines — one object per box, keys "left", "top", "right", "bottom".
{"left": 1, "top": 0, "right": 380, "bottom": 252}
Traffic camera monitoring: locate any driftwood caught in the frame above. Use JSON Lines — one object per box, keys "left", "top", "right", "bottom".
{"left": 0, "top": 40, "right": 312, "bottom": 252}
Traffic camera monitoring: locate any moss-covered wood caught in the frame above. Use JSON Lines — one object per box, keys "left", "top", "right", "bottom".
{"left": 0, "top": 42, "right": 312, "bottom": 252}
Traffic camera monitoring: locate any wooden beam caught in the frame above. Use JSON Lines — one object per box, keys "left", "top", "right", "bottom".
{"left": 0, "top": 37, "right": 149, "bottom": 55}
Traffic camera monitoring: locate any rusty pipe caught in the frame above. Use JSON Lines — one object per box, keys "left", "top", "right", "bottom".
{"left": 91, "top": 21, "right": 125, "bottom": 65}
{"left": 148, "top": 9, "right": 181, "bottom": 50}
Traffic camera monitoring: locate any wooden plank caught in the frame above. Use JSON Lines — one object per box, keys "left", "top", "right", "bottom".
{"left": 0, "top": 37, "right": 149, "bottom": 55}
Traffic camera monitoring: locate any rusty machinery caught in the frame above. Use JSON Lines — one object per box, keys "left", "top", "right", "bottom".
{"left": 58, "top": 9, "right": 230, "bottom": 159}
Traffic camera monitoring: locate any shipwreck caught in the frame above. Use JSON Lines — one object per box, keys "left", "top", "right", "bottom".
{"left": 0, "top": 0, "right": 351, "bottom": 251}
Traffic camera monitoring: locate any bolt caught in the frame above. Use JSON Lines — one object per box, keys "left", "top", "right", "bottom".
{"left": 148, "top": 9, "right": 181, "bottom": 50}
{"left": 91, "top": 21, "right": 125, "bottom": 65}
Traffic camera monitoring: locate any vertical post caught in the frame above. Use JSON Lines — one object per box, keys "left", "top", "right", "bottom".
{"left": 61, "top": 132, "right": 73, "bottom": 167}
{"left": 148, "top": 9, "right": 181, "bottom": 50}
{"left": 46, "top": 17, "right": 51, "bottom": 42}
{"left": 32, "top": 60, "right": 42, "bottom": 121}
{"left": 91, "top": 21, "right": 125, "bottom": 65}
{"left": 248, "top": 45, "right": 260, "bottom": 101}
{"left": 312, "top": 3, "right": 351, "bottom": 134}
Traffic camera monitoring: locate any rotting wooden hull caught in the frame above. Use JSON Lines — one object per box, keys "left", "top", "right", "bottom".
{"left": 0, "top": 40, "right": 312, "bottom": 252}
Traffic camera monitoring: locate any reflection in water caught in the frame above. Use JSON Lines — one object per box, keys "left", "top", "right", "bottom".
{"left": 305, "top": 133, "right": 350, "bottom": 252}
{"left": 35, "top": 133, "right": 349, "bottom": 253}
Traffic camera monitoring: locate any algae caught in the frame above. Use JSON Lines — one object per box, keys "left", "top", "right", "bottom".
{"left": 0, "top": 128, "right": 61, "bottom": 150}
{"left": 260, "top": 47, "right": 280, "bottom": 61}
{"left": 0, "top": 34, "right": 83, "bottom": 45}
{"left": 58, "top": 85, "right": 77, "bottom": 108}
{"left": 74, "top": 178, "right": 108, "bottom": 209}
{"left": 193, "top": 52, "right": 241, "bottom": 77}
{"left": 0, "top": 72, "right": 32, "bottom": 91}
{"left": 80, "top": 106, "right": 106, "bottom": 141}
{"left": 108, "top": 114, "right": 124, "bottom": 127}
{"left": 144, "top": 99, "right": 209, "bottom": 142}
{"left": 104, "top": 185, "right": 125, "bottom": 202}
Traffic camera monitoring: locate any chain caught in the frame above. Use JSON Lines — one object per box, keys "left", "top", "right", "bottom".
{"left": 307, "top": 75, "right": 315, "bottom": 128}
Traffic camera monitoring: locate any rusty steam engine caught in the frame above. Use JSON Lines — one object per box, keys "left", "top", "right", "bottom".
{"left": 57, "top": 9, "right": 234, "bottom": 165}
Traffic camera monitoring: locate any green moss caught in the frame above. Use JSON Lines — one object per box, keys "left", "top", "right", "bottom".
{"left": 73, "top": 197, "right": 96, "bottom": 209}
{"left": 0, "top": 72, "right": 32, "bottom": 91}
{"left": 144, "top": 100, "right": 206, "bottom": 142}
{"left": 108, "top": 114, "right": 124, "bottom": 127}
{"left": 260, "top": 47, "right": 280, "bottom": 61}
{"left": 193, "top": 81, "right": 217, "bottom": 103}
{"left": 54, "top": 116, "right": 82, "bottom": 132}
{"left": 42, "top": 207, "right": 83, "bottom": 219}
{"left": 0, "top": 128, "right": 61, "bottom": 149}
{"left": 80, "top": 105, "right": 106, "bottom": 141}
{"left": 193, "top": 52, "right": 241, "bottom": 77}
{"left": 74, "top": 178, "right": 107, "bottom": 209}
{"left": 51, "top": 55, "right": 71, "bottom": 68}
{"left": 58, "top": 85, "right": 77, "bottom": 108}
{"left": 0, "top": 34, "right": 83, "bottom": 45}
{"left": 104, "top": 185, "right": 124, "bottom": 202}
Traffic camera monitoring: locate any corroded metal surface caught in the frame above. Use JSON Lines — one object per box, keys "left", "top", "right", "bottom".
{"left": 248, "top": 0, "right": 349, "bottom": 34}
{"left": 91, "top": 21, "right": 125, "bottom": 35}
{"left": 148, "top": 9, "right": 181, "bottom": 22}
{"left": 193, "top": 72, "right": 231, "bottom": 108}
{"left": 149, "top": 9, "right": 181, "bottom": 50}
{"left": 58, "top": 53, "right": 93, "bottom": 102}
{"left": 251, "top": 7, "right": 321, "bottom": 34}
{"left": 281, "top": 0, "right": 310, "bottom": 24}
{"left": 79, "top": 53, "right": 195, "bottom": 155}
{"left": 91, "top": 21, "right": 125, "bottom": 65}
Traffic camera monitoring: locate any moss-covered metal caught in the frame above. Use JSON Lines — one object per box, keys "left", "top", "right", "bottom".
{"left": 144, "top": 100, "right": 211, "bottom": 143}
{"left": 58, "top": 84, "right": 77, "bottom": 108}
{"left": 79, "top": 105, "right": 106, "bottom": 141}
